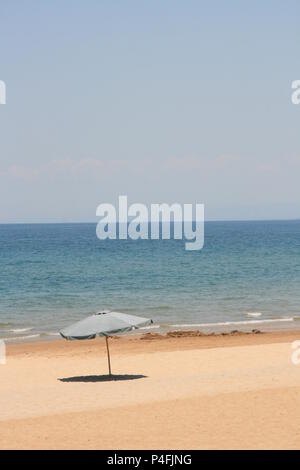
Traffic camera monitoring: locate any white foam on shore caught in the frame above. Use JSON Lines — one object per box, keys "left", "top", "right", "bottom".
{"left": 1, "top": 334, "right": 40, "bottom": 342}
{"left": 139, "top": 325, "right": 160, "bottom": 330}
{"left": 9, "top": 327, "right": 33, "bottom": 333}
{"left": 170, "top": 317, "right": 294, "bottom": 328}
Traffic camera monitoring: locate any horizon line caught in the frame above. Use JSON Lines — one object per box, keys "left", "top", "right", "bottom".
{"left": 0, "top": 217, "right": 300, "bottom": 225}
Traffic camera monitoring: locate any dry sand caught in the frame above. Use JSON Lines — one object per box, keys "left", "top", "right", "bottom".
{"left": 1, "top": 330, "right": 300, "bottom": 449}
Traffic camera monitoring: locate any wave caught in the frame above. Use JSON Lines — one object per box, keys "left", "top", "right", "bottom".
{"left": 170, "top": 317, "right": 294, "bottom": 328}
{"left": 39, "top": 332, "right": 59, "bottom": 337}
{"left": 0, "top": 331, "right": 59, "bottom": 342}
{"left": 8, "top": 327, "right": 33, "bottom": 333}
{"left": 1, "top": 334, "right": 40, "bottom": 342}
{"left": 139, "top": 325, "right": 160, "bottom": 330}
{"left": 246, "top": 312, "right": 262, "bottom": 318}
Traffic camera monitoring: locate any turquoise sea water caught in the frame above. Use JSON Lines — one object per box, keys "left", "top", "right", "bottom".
{"left": 1, "top": 221, "right": 300, "bottom": 341}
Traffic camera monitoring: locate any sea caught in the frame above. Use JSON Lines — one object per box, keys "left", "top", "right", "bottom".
{"left": 1, "top": 220, "right": 300, "bottom": 342}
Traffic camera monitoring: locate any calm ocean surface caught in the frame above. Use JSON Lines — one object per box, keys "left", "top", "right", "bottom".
{"left": 1, "top": 221, "right": 300, "bottom": 341}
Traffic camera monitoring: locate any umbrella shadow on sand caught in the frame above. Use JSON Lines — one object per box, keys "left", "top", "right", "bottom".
{"left": 58, "top": 374, "right": 147, "bottom": 383}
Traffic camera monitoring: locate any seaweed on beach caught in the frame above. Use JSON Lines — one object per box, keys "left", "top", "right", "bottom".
{"left": 140, "top": 329, "right": 262, "bottom": 340}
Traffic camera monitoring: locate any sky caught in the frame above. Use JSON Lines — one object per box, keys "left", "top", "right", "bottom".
{"left": 0, "top": 0, "right": 299, "bottom": 223}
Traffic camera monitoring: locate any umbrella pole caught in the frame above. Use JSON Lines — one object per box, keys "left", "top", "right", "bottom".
{"left": 105, "top": 336, "right": 112, "bottom": 375}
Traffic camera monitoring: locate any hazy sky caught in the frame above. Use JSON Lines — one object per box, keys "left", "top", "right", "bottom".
{"left": 0, "top": 1, "right": 299, "bottom": 222}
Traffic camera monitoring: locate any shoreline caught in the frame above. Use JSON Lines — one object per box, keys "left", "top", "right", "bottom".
{"left": 6, "top": 327, "right": 300, "bottom": 356}
{"left": 2, "top": 315, "right": 300, "bottom": 344}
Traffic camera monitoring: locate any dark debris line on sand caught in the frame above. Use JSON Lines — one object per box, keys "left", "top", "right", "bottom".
{"left": 139, "top": 329, "right": 262, "bottom": 340}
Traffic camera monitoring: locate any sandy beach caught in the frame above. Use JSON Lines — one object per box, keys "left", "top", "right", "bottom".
{"left": 0, "top": 330, "right": 300, "bottom": 449}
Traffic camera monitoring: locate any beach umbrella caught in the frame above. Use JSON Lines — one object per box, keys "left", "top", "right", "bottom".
{"left": 60, "top": 311, "right": 153, "bottom": 375}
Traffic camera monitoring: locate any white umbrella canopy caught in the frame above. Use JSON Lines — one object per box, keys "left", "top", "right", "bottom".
{"left": 60, "top": 311, "right": 153, "bottom": 375}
